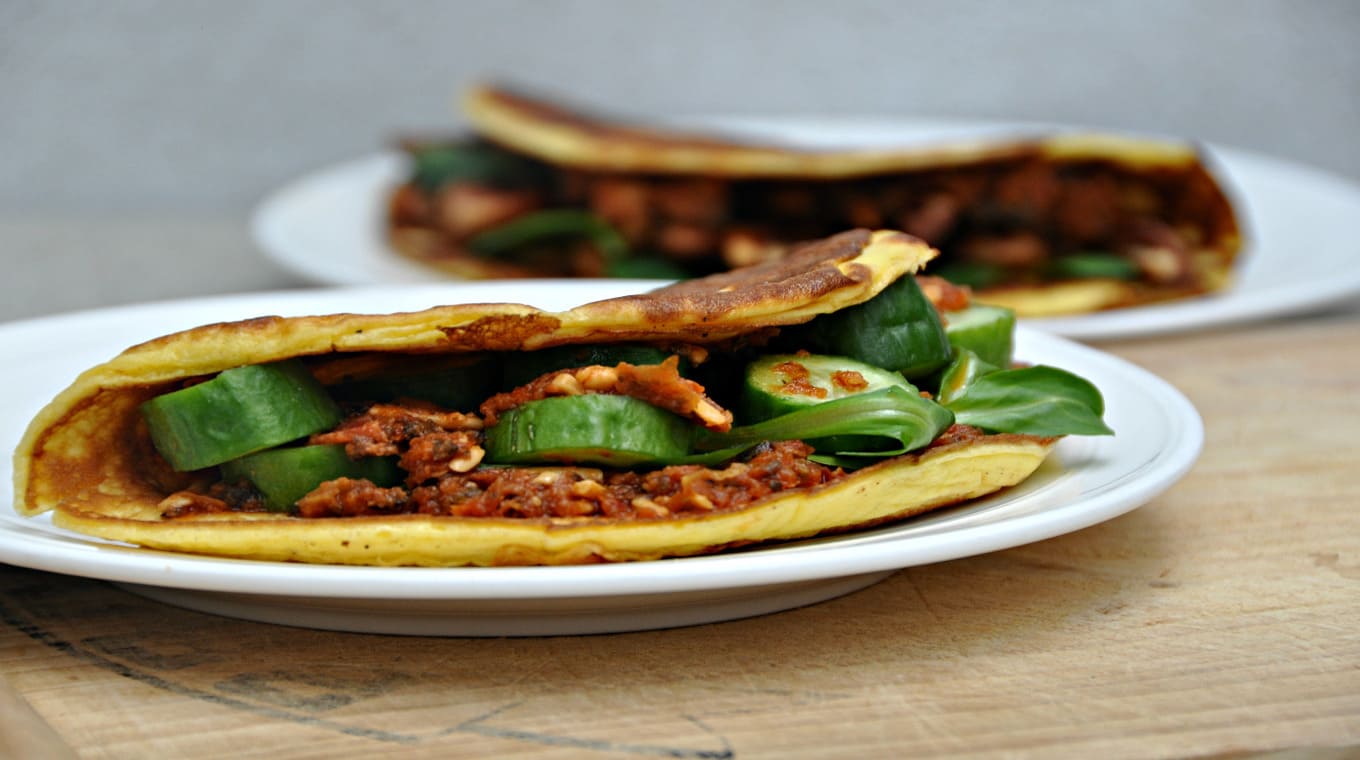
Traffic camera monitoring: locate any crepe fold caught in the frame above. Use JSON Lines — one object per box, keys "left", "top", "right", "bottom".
{"left": 389, "top": 83, "right": 1241, "bottom": 315}
{"left": 14, "top": 230, "right": 1055, "bottom": 566}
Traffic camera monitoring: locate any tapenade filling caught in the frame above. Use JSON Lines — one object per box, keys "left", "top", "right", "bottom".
{"left": 393, "top": 143, "right": 1230, "bottom": 293}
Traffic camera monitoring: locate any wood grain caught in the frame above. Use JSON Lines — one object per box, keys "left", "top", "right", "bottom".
{"left": 2, "top": 315, "right": 1358, "bottom": 758}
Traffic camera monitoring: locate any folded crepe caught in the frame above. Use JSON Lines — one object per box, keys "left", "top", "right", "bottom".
{"left": 387, "top": 83, "right": 1242, "bottom": 317}
{"left": 14, "top": 230, "right": 1107, "bottom": 567}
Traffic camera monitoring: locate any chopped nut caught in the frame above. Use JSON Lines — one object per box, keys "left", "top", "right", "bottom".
{"left": 693, "top": 398, "right": 733, "bottom": 429}
{"left": 688, "top": 493, "right": 716, "bottom": 511}
{"left": 571, "top": 479, "right": 608, "bottom": 499}
{"left": 577, "top": 365, "right": 620, "bottom": 392}
{"left": 631, "top": 497, "right": 671, "bottom": 518}
{"left": 547, "top": 372, "right": 585, "bottom": 396}
{"left": 448, "top": 445, "right": 485, "bottom": 473}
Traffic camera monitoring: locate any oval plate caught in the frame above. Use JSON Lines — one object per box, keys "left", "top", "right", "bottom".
{"left": 0, "top": 282, "right": 1201, "bottom": 635}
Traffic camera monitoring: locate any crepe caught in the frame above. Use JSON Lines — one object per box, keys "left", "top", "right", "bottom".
{"left": 389, "top": 83, "right": 1241, "bottom": 315}
{"left": 14, "top": 230, "right": 1062, "bottom": 566}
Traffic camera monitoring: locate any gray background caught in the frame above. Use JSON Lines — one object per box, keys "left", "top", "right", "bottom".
{"left": 1, "top": 0, "right": 1357, "bottom": 320}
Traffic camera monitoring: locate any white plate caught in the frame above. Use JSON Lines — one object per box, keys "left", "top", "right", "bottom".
{"left": 252, "top": 118, "right": 1360, "bottom": 340}
{"left": 0, "top": 283, "right": 1202, "bottom": 636}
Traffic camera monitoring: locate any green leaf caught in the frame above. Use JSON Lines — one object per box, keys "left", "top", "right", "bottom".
{"left": 699, "top": 386, "right": 955, "bottom": 458}
{"left": 1046, "top": 252, "right": 1141, "bottom": 281}
{"left": 468, "top": 209, "right": 630, "bottom": 262}
{"left": 410, "top": 143, "right": 545, "bottom": 191}
{"left": 934, "top": 348, "right": 1000, "bottom": 405}
{"left": 944, "top": 365, "right": 1113, "bottom": 436}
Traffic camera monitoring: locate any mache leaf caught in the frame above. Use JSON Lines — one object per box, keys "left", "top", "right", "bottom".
{"left": 944, "top": 365, "right": 1113, "bottom": 436}
{"left": 695, "top": 386, "right": 954, "bottom": 461}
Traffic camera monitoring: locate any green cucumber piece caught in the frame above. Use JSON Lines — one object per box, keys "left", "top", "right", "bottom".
{"left": 943, "top": 304, "right": 1016, "bottom": 369}
{"left": 741, "top": 353, "right": 918, "bottom": 454}
{"left": 800, "top": 275, "right": 953, "bottom": 379}
{"left": 221, "top": 444, "right": 402, "bottom": 513}
{"left": 501, "top": 344, "right": 682, "bottom": 388}
{"left": 141, "top": 361, "right": 342, "bottom": 471}
{"left": 741, "top": 353, "right": 912, "bottom": 420}
{"left": 483, "top": 394, "right": 695, "bottom": 467}
{"left": 934, "top": 349, "right": 1000, "bottom": 405}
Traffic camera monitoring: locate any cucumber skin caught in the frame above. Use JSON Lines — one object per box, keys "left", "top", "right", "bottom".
{"left": 141, "top": 361, "right": 342, "bottom": 472}
{"left": 801, "top": 276, "right": 953, "bottom": 379}
{"left": 484, "top": 394, "right": 694, "bottom": 467}
{"left": 221, "top": 444, "right": 401, "bottom": 512}
{"left": 943, "top": 305, "right": 1016, "bottom": 369}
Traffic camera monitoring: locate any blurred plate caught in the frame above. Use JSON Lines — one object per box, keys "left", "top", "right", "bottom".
{"left": 253, "top": 118, "right": 1360, "bottom": 340}
{"left": 1, "top": 283, "right": 1200, "bottom": 636}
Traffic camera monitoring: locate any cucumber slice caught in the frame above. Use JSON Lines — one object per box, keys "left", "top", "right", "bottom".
{"left": 943, "top": 304, "right": 1016, "bottom": 369}
{"left": 484, "top": 395, "right": 695, "bottom": 467}
{"left": 141, "top": 361, "right": 342, "bottom": 471}
{"left": 800, "top": 275, "right": 953, "bottom": 379}
{"left": 501, "top": 344, "right": 681, "bottom": 388}
{"left": 221, "top": 444, "right": 402, "bottom": 513}
{"left": 742, "top": 353, "right": 917, "bottom": 454}
{"left": 741, "top": 354, "right": 912, "bottom": 420}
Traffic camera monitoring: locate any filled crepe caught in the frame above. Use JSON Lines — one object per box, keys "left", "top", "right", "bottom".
{"left": 14, "top": 230, "right": 1111, "bottom": 566}
{"left": 387, "top": 84, "right": 1241, "bottom": 317}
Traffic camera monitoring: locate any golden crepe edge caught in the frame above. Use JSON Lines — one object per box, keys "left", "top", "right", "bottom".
{"left": 464, "top": 84, "right": 1217, "bottom": 178}
{"left": 14, "top": 229, "right": 1057, "bottom": 566}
